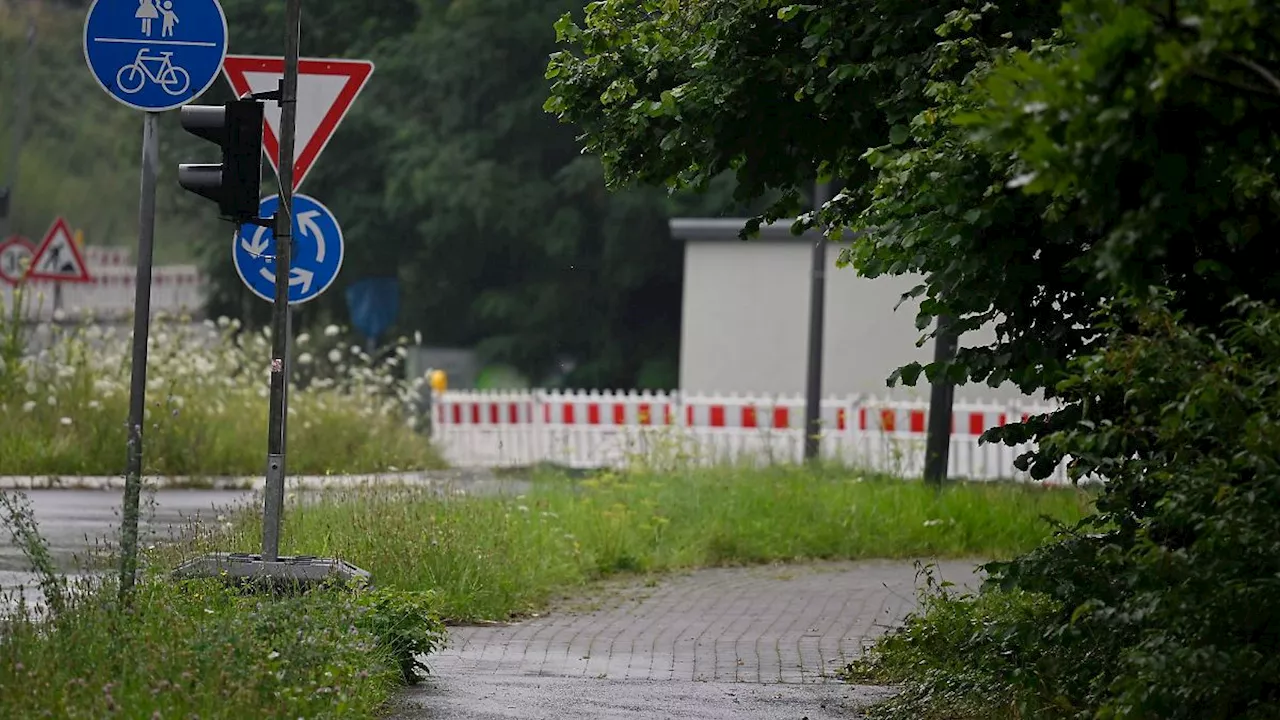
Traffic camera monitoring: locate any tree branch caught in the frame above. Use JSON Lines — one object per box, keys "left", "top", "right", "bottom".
{"left": 1227, "top": 54, "right": 1280, "bottom": 96}
{"left": 1190, "top": 68, "right": 1279, "bottom": 99}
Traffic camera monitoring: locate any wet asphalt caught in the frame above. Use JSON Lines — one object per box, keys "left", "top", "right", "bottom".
{"left": 0, "top": 488, "right": 255, "bottom": 603}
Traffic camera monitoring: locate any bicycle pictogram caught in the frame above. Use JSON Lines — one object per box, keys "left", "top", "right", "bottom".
{"left": 115, "top": 48, "right": 190, "bottom": 96}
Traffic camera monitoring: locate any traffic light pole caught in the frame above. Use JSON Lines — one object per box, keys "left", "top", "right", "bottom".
{"left": 261, "top": 0, "right": 301, "bottom": 562}
{"left": 118, "top": 111, "right": 160, "bottom": 600}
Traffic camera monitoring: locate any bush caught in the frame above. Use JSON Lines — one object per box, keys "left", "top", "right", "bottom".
{"left": 0, "top": 302, "right": 443, "bottom": 475}
{"left": 852, "top": 296, "right": 1280, "bottom": 719}
{"left": 354, "top": 587, "right": 447, "bottom": 684}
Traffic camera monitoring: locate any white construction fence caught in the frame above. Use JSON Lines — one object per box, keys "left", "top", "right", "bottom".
{"left": 1, "top": 246, "right": 207, "bottom": 321}
{"left": 430, "top": 389, "right": 1069, "bottom": 483}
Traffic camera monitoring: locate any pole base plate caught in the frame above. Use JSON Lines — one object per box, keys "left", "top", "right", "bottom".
{"left": 171, "top": 552, "right": 371, "bottom": 592}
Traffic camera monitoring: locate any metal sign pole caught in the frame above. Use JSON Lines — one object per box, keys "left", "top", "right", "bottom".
{"left": 803, "top": 181, "right": 831, "bottom": 462}
{"left": 261, "top": 0, "right": 301, "bottom": 562}
{"left": 118, "top": 111, "right": 160, "bottom": 599}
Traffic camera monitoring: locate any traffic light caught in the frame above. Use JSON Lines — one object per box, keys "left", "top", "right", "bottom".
{"left": 177, "top": 99, "right": 264, "bottom": 223}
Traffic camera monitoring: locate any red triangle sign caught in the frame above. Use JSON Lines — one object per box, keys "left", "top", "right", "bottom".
{"left": 28, "top": 218, "right": 92, "bottom": 283}
{"left": 222, "top": 55, "right": 375, "bottom": 193}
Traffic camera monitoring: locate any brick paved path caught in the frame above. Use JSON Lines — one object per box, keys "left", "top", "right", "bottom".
{"left": 391, "top": 559, "right": 982, "bottom": 719}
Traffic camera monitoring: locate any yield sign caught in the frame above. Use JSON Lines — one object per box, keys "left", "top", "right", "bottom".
{"left": 222, "top": 55, "right": 375, "bottom": 193}
{"left": 28, "top": 218, "right": 92, "bottom": 283}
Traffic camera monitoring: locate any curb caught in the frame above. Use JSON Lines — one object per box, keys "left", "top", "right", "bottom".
{"left": 0, "top": 468, "right": 502, "bottom": 492}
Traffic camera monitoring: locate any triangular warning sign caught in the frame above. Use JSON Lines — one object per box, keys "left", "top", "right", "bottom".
{"left": 222, "top": 55, "right": 375, "bottom": 193}
{"left": 28, "top": 218, "right": 92, "bottom": 283}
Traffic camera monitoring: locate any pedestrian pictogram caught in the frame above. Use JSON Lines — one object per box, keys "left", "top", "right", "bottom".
{"left": 222, "top": 56, "right": 375, "bottom": 192}
{"left": 232, "top": 193, "right": 345, "bottom": 305}
{"left": 83, "top": 0, "right": 228, "bottom": 112}
{"left": 28, "top": 218, "right": 93, "bottom": 283}
{"left": 0, "top": 236, "right": 35, "bottom": 286}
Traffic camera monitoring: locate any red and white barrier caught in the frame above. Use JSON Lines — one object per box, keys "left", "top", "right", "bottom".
{"left": 430, "top": 389, "right": 1064, "bottom": 482}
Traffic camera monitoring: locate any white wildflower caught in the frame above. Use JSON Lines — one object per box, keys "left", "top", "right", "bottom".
{"left": 413, "top": 331, "right": 422, "bottom": 345}
{"left": 170, "top": 395, "right": 185, "bottom": 409}
{"left": 88, "top": 400, "right": 101, "bottom": 409}
{"left": 297, "top": 352, "right": 313, "bottom": 366}
{"left": 46, "top": 395, "right": 56, "bottom": 407}
{"left": 22, "top": 401, "right": 36, "bottom": 413}
{"left": 59, "top": 417, "right": 72, "bottom": 426}
{"left": 217, "top": 316, "right": 231, "bottom": 328}
{"left": 324, "top": 324, "right": 340, "bottom": 337}
{"left": 328, "top": 349, "right": 342, "bottom": 364}
{"left": 296, "top": 333, "right": 310, "bottom": 346}
{"left": 24, "top": 380, "right": 37, "bottom": 395}
{"left": 52, "top": 309, "right": 66, "bottom": 322}
{"left": 922, "top": 519, "right": 944, "bottom": 527}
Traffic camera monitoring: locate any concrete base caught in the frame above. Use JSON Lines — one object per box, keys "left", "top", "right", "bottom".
{"left": 171, "top": 552, "right": 371, "bottom": 592}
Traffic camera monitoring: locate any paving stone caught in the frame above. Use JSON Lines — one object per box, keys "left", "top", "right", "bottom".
{"left": 391, "top": 558, "right": 983, "bottom": 719}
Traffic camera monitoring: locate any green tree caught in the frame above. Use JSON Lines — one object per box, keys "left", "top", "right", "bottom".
{"left": 545, "top": 0, "right": 1078, "bottom": 426}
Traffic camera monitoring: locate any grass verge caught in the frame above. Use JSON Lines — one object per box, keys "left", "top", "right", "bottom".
{"left": 0, "top": 579, "right": 439, "bottom": 720}
{"left": 0, "top": 491, "right": 445, "bottom": 720}
{"left": 198, "top": 464, "right": 1095, "bottom": 622}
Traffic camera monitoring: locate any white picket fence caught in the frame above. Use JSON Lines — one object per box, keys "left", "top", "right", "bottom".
{"left": 430, "top": 389, "right": 1069, "bottom": 483}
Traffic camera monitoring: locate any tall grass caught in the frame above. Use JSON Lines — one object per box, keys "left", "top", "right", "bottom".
{"left": 0, "top": 297, "right": 442, "bottom": 475}
{"left": 203, "top": 465, "right": 1096, "bottom": 622}
{"left": 1, "top": 577, "right": 405, "bottom": 720}
{"left": 0, "top": 485, "right": 446, "bottom": 720}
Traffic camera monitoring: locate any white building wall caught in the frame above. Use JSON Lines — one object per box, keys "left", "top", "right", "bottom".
{"left": 679, "top": 239, "right": 1034, "bottom": 403}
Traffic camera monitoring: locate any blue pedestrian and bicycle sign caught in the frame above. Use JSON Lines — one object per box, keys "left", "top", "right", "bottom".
{"left": 83, "top": 0, "right": 228, "bottom": 112}
{"left": 233, "top": 194, "right": 346, "bottom": 305}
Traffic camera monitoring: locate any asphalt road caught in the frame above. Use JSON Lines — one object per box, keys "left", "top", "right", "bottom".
{"left": 0, "top": 489, "right": 255, "bottom": 605}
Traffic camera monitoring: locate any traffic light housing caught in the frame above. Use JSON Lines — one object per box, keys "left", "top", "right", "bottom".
{"left": 177, "top": 99, "right": 264, "bottom": 223}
